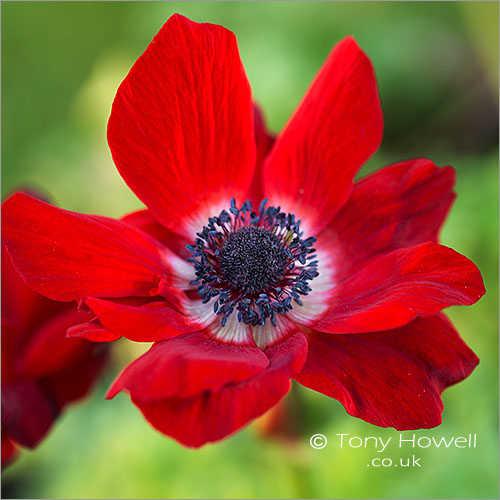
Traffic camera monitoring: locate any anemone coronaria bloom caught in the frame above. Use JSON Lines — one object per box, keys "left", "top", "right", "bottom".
{"left": 1, "top": 242, "right": 108, "bottom": 467}
{"left": 1, "top": 14, "right": 485, "bottom": 447}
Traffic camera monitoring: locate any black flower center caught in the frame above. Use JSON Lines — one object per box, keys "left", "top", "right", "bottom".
{"left": 220, "top": 226, "right": 288, "bottom": 294}
{"left": 186, "top": 199, "right": 319, "bottom": 327}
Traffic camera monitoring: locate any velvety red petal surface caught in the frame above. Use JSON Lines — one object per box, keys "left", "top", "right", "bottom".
{"left": 2, "top": 193, "right": 178, "bottom": 301}
{"left": 1, "top": 323, "right": 18, "bottom": 383}
{"left": 121, "top": 209, "right": 191, "bottom": 259}
{"left": 2, "top": 246, "right": 47, "bottom": 333}
{"left": 1, "top": 380, "right": 56, "bottom": 448}
{"left": 42, "top": 344, "right": 108, "bottom": 410}
{"left": 2, "top": 245, "right": 64, "bottom": 360}
{"left": 248, "top": 104, "right": 275, "bottom": 205}
{"left": 1, "top": 431, "right": 18, "bottom": 468}
{"left": 127, "top": 330, "right": 307, "bottom": 447}
{"left": 18, "top": 308, "right": 95, "bottom": 377}
{"left": 324, "top": 158, "right": 456, "bottom": 276}
{"left": 295, "top": 314, "right": 479, "bottom": 429}
{"left": 3, "top": 221, "right": 107, "bottom": 458}
{"left": 263, "top": 36, "right": 383, "bottom": 235}
{"left": 108, "top": 14, "right": 255, "bottom": 239}
{"left": 106, "top": 332, "right": 269, "bottom": 401}
{"left": 85, "top": 297, "right": 202, "bottom": 342}
{"left": 66, "top": 318, "right": 121, "bottom": 342}
{"left": 313, "top": 242, "right": 485, "bottom": 333}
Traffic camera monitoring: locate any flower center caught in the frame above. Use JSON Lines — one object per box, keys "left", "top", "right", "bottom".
{"left": 187, "top": 199, "right": 319, "bottom": 327}
{"left": 220, "top": 226, "right": 288, "bottom": 294}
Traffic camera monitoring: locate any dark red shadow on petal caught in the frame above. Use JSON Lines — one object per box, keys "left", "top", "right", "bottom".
{"left": 1, "top": 380, "right": 57, "bottom": 448}
{"left": 1, "top": 431, "right": 18, "bottom": 468}
{"left": 247, "top": 104, "right": 275, "bottom": 206}
{"left": 112, "top": 330, "right": 307, "bottom": 447}
{"left": 121, "top": 209, "right": 192, "bottom": 259}
{"left": 18, "top": 308, "right": 100, "bottom": 378}
{"left": 66, "top": 318, "right": 121, "bottom": 343}
{"left": 1, "top": 235, "right": 109, "bottom": 464}
{"left": 106, "top": 332, "right": 270, "bottom": 401}
{"left": 295, "top": 314, "right": 479, "bottom": 430}
{"left": 321, "top": 158, "right": 456, "bottom": 277}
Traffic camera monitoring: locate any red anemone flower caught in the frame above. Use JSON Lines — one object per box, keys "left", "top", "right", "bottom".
{"left": 1, "top": 14, "right": 485, "bottom": 447}
{"left": 1, "top": 239, "right": 108, "bottom": 467}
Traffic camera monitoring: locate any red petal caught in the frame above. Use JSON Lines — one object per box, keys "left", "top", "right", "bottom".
{"left": 325, "top": 159, "right": 456, "bottom": 276}
{"left": 106, "top": 332, "right": 270, "bottom": 401}
{"left": 309, "top": 242, "right": 485, "bottom": 333}
{"left": 1, "top": 431, "right": 18, "bottom": 468}
{"left": 19, "top": 308, "right": 95, "bottom": 377}
{"left": 1, "top": 380, "right": 56, "bottom": 448}
{"left": 1, "top": 322, "right": 18, "bottom": 382}
{"left": 86, "top": 297, "right": 201, "bottom": 342}
{"left": 248, "top": 104, "right": 275, "bottom": 205}
{"left": 42, "top": 343, "right": 108, "bottom": 410}
{"left": 66, "top": 318, "right": 121, "bottom": 342}
{"left": 130, "top": 330, "right": 307, "bottom": 447}
{"left": 121, "top": 209, "right": 191, "bottom": 259}
{"left": 295, "top": 314, "right": 478, "bottom": 429}
{"left": 108, "top": 14, "right": 255, "bottom": 239}
{"left": 2, "top": 245, "right": 64, "bottom": 347}
{"left": 263, "top": 36, "right": 383, "bottom": 234}
{"left": 2, "top": 193, "right": 188, "bottom": 301}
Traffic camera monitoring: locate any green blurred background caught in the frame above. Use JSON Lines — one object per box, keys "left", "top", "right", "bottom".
{"left": 1, "top": 1, "right": 498, "bottom": 498}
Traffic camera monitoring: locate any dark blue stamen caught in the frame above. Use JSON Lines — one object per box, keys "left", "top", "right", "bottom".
{"left": 186, "top": 199, "right": 319, "bottom": 328}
